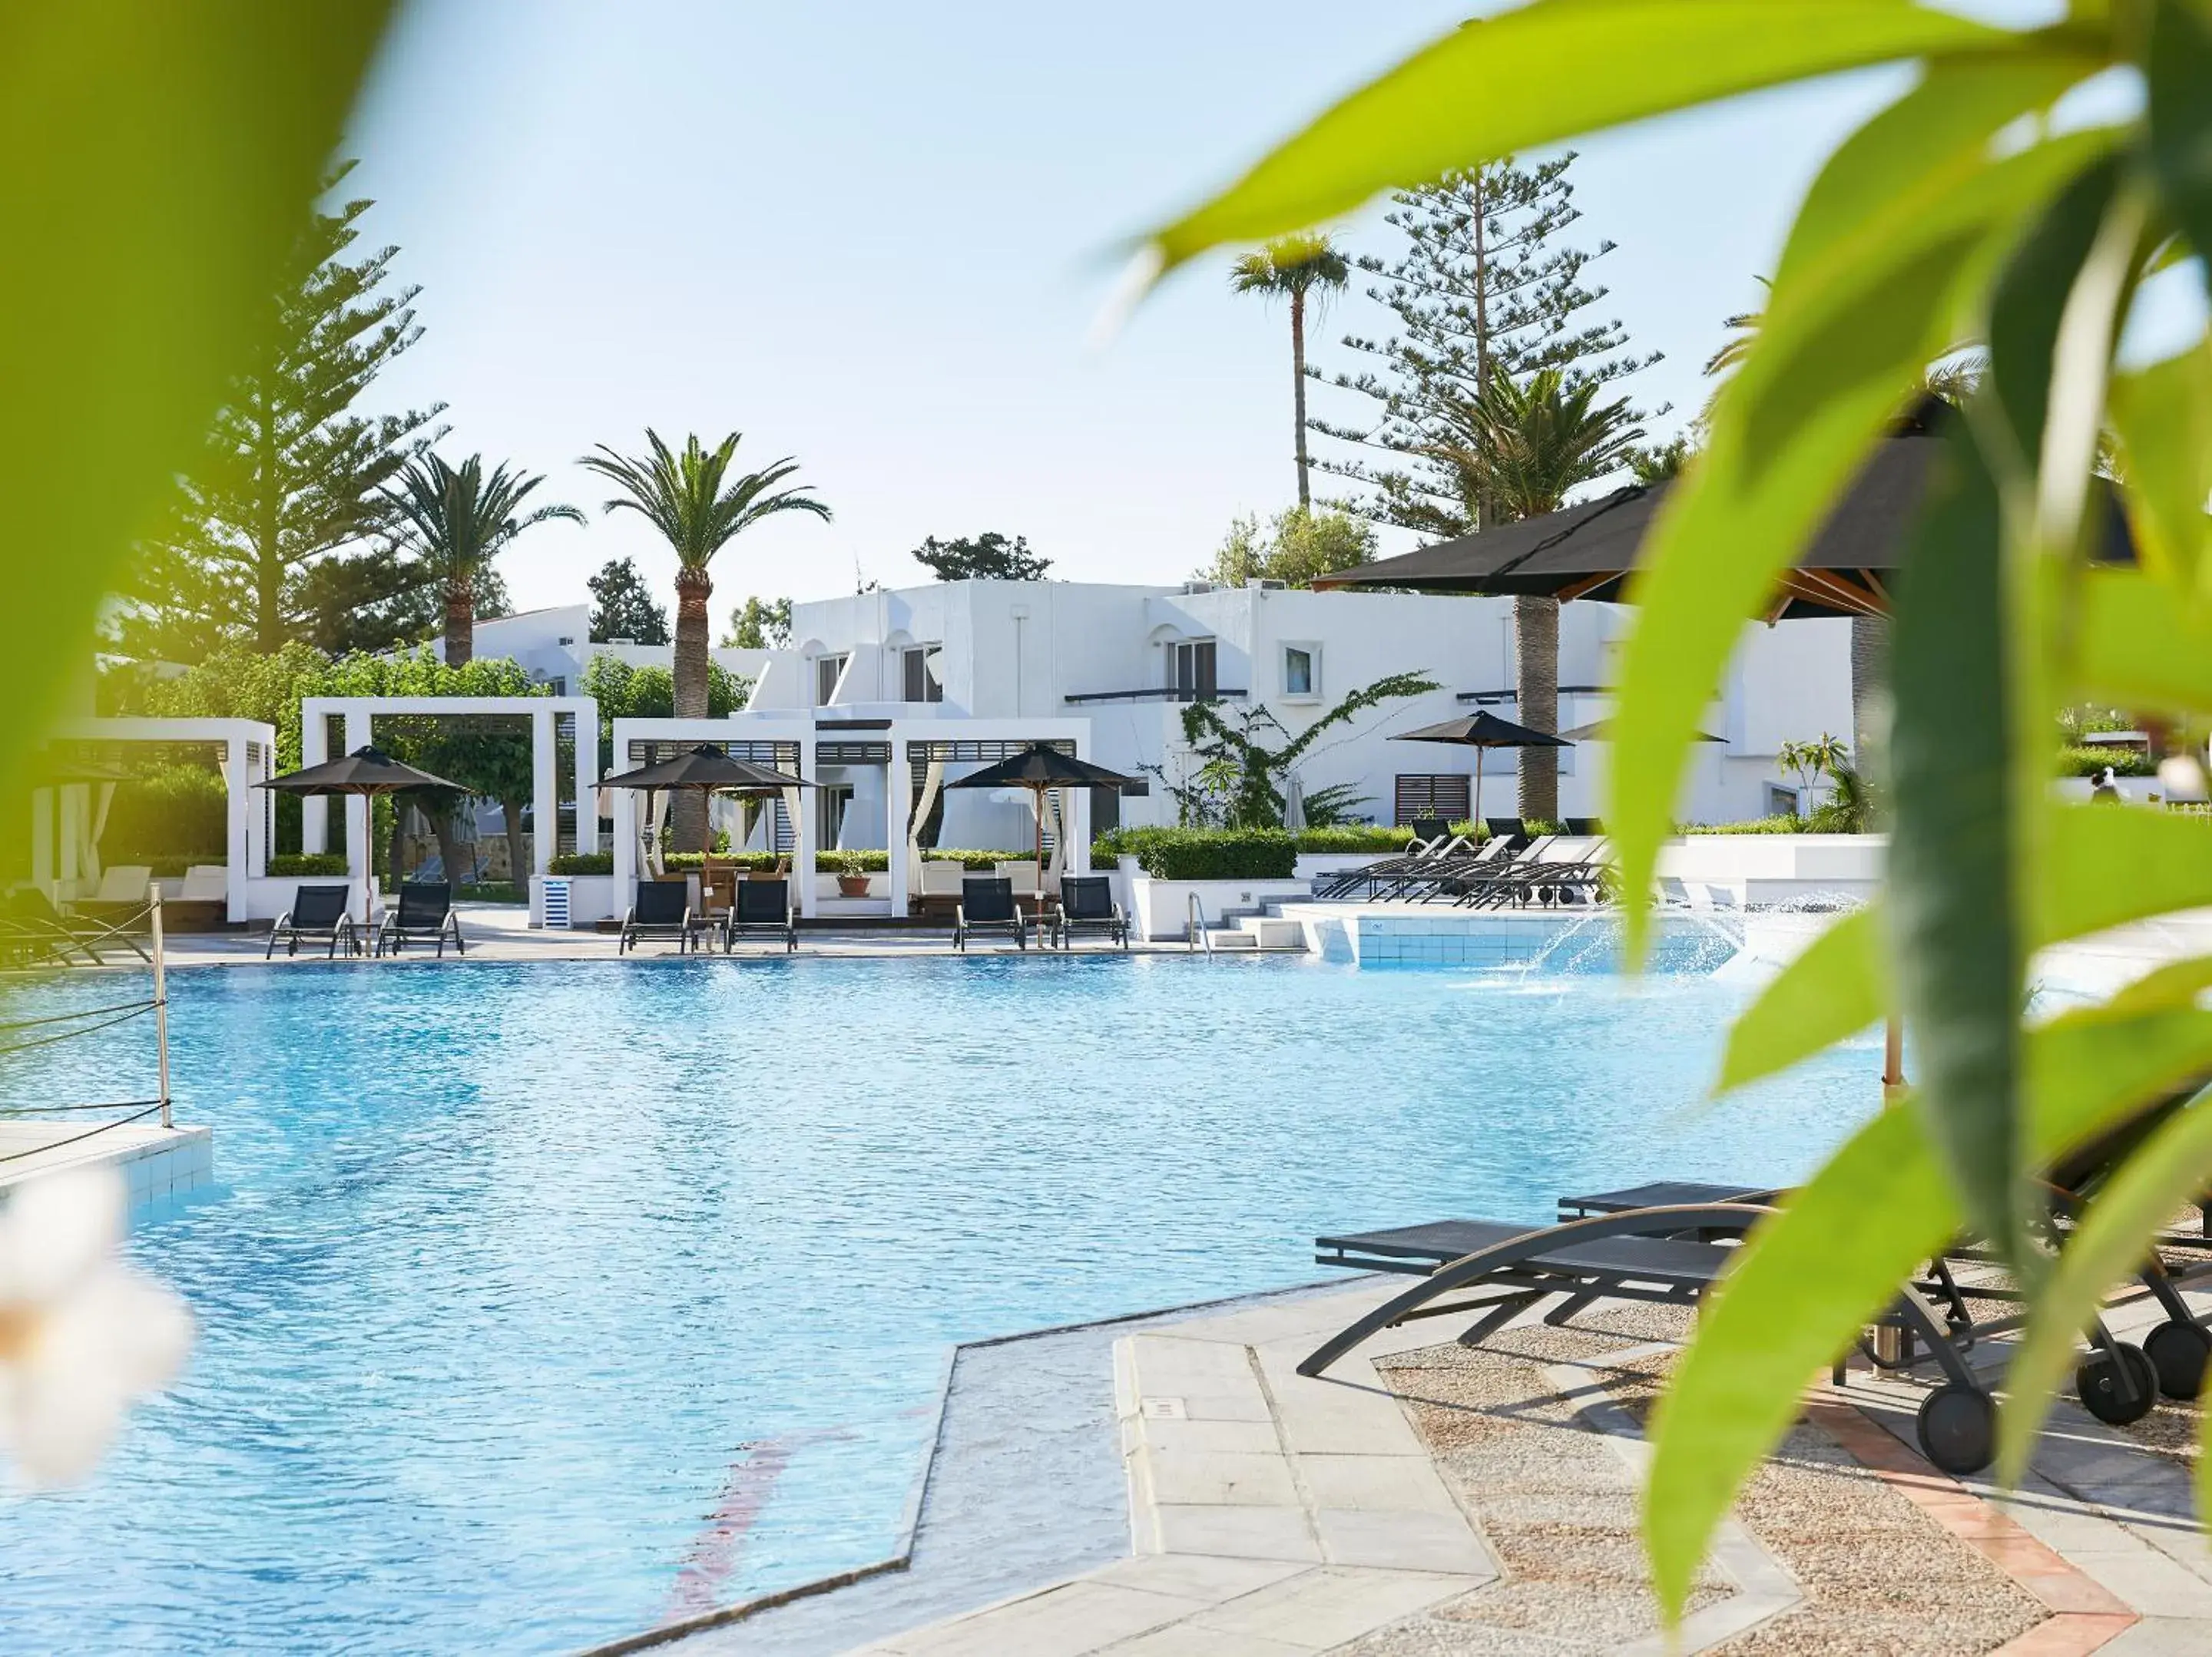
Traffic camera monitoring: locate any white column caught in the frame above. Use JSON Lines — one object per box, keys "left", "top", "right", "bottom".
{"left": 531, "top": 706, "right": 557, "bottom": 876}
{"left": 345, "top": 709, "right": 372, "bottom": 923}
{"left": 59, "top": 786, "right": 82, "bottom": 888}
{"left": 301, "top": 702, "right": 330, "bottom": 852}
{"left": 611, "top": 719, "right": 635, "bottom": 911}
{"left": 1071, "top": 723, "right": 1093, "bottom": 872}
{"left": 796, "top": 764, "right": 819, "bottom": 920}
{"left": 31, "top": 787, "right": 54, "bottom": 891}
{"left": 886, "top": 736, "right": 911, "bottom": 916}
{"left": 226, "top": 735, "right": 249, "bottom": 922}
{"left": 573, "top": 702, "right": 599, "bottom": 856}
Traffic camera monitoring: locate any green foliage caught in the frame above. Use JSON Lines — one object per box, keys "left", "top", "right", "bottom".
{"left": 587, "top": 557, "right": 670, "bottom": 644}
{"left": 581, "top": 429, "right": 831, "bottom": 577}
{"left": 722, "top": 595, "right": 792, "bottom": 649}
{"left": 116, "top": 160, "right": 442, "bottom": 662}
{"left": 104, "top": 766, "right": 230, "bottom": 859}
{"left": 910, "top": 532, "right": 1050, "bottom": 582}
{"left": 577, "top": 652, "right": 750, "bottom": 763}
{"left": 1098, "top": 827, "right": 1298, "bottom": 881}
{"left": 1138, "top": 0, "right": 2212, "bottom": 1621}
{"left": 1202, "top": 508, "right": 1376, "bottom": 588}
{"left": 1229, "top": 231, "right": 1350, "bottom": 508}
{"left": 2058, "top": 745, "right": 2156, "bottom": 778}
{"left": 1282, "top": 824, "right": 1410, "bottom": 852}
{"left": 546, "top": 851, "right": 613, "bottom": 876}
{"left": 1310, "top": 155, "right": 1654, "bottom": 536}
{"left": 1165, "top": 670, "right": 1440, "bottom": 828}
{"left": 269, "top": 852, "right": 350, "bottom": 876}
{"left": 382, "top": 451, "right": 581, "bottom": 663}
{"left": 0, "top": 2, "right": 393, "bottom": 841}
{"left": 1426, "top": 365, "right": 1647, "bottom": 527}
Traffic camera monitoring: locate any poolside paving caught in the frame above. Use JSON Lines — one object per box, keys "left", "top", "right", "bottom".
{"left": 690, "top": 1278, "right": 2212, "bottom": 1657}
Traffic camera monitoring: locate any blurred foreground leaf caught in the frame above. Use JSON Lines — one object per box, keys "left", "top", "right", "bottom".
{"left": 0, "top": 2, "right": 395, "bottom": 799}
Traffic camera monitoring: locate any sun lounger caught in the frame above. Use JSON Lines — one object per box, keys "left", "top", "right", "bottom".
{"left": 1316, "top": 832, "right": 1506, "bottom": 901}
{"left": 914, "top": 858, "right": 965, "bottom": 919}
{"left": 12, "top": 883, "right": 153, "bottom": 963}
{"left": 726, "top": 876, "right": 796, "bottom": 952}
{"left": 375, "top": 881, "right": 464, "bottom": 957}
{"left": 1052, "top": 874, "right": 1128, "bottom": 950}
{"left": 619, "top": 879, "right": 706, "bottom": 954}
{"left": 954, "top": 876, "right": 1028, "bottom": 951}
{"left": 1302, "top": 1200, "right": 2013, "bottom": 1471}
{"left": 266, "top": 883, "right": 359, "bottom": 959}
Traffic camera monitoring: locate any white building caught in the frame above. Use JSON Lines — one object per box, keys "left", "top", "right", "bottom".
{"left": 449, "top": 580, "right": 1853, "bottom": 853}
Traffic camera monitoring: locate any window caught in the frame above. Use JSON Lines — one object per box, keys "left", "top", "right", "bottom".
{"left": 819, "top": 785, "right": 853, "bottom": 847}
{"left": 816, "top": 653, "right": 848, "bottom": 706}
{"left": 1282, "top": 643, "right": 1318, "bottom": 700}
{"left": 1394, "top": 774, "right": 1471, "bottom": 825}
{"left": 1170, "top": 639, "right": 1217, "bottom": 701}
{"left": 902, "top": 644, "right": 944, "bottom": 703}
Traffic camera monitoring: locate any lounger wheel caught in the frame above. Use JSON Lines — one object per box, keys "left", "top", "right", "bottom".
{"left": 2145, "top": 1319, "right": 2212, "bottom": 1400}
{"left": 2075, "top": 1341, "right": 2158, "bottom": 1425}
{"left": 1915, "top": 1384, "right": 1995, "bottom": 1474}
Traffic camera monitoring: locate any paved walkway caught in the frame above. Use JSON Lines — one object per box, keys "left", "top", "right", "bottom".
{"left": 807, "top": 1280, "right": 2212, "bottom": 1657}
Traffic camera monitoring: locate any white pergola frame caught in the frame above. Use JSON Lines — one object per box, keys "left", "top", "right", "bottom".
{"left": 884, "top": 716, "right": 1094, "bottom": 914}
{"left": 35, "top": 717, "right": 276, "bottom": 922}
{"left": 299, "top": 697, "right": 599, "bottom": 905}
{"left": 609, "top": 716, "right": 821, "bottom": 915}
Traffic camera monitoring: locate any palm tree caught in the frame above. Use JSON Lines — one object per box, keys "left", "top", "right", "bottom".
{"left": 386, "top": 454, "right": 583, "bottom": 666}
{"left": 1229, "top": 232, "right": 1350, "bottom": 510}
{"left": 579, "top": 430, "right": 831, "bottom": 720}
{"left": 1429, "top": 367, "right": 1646, "bottom": 822}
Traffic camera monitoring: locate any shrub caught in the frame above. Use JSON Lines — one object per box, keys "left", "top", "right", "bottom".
{"left": 1291, "top": 825, "right": 1409, "bottom": 853}
{"left": 1103, "top": 826, "right": 1298, "bottom": 881}
{"left": 922, "top": 848, "right": 1025, "bottom": 870}
{"left": 2059, "top": 745, "right": 2156, "bottom": 778}
{"left": 269, "top": 852, "right": 349, "bottom": 875}
{"left": 101, "top": 765, "right": 230, "bottom": 860}
{"left": 547, "top": 852, "right": 613, "bottom": 875}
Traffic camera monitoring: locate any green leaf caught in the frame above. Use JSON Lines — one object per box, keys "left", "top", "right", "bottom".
{"left": 2000, "top": 1074, "right": 2212, "bottom": 1482}
{"left": 1144, "top": 0, "right": 2020, "bottom": 272}
{"left": 2041, "top": 805, "right": 2212, "bottom": 942}
{"left": 1609, "top": 127, "right": 2121, "bottom": 968}
{"left": 2075, "top": 566, "right": 2212, "bottom": 708}
{"left": 2105, "top": 343, "right": 2212, "bottom": 597}
{"left": 2103, "top": 954, "right": 2212, "bottom": 1016}
{"left": 1717, "top": 906, "right": 1886, "bottom": 1093}
{"left": 1644, "top": 1106, "right": 1956, "bottom": 1619}
{"left": 2147, "top": 0, "right": 2212, "bottom": 303}
{"left": 1647, "top": 1002, "right": 2208, "bottom": 1619}
{"left": 1889, "top": 419, "right": 2025, "bottom": 1255}
{"left": 0, "top": 5, "right": 396, "bottom": 804}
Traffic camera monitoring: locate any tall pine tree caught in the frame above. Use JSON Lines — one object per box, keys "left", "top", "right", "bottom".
{"left": 1313, "top": 154, "right": 1654, "bottom": 822}
{"left": 1312, "top": 154, "right": 1654, "bottom": 538}
{"left": 118, "top": 163, "right": 443, "bottom": 661}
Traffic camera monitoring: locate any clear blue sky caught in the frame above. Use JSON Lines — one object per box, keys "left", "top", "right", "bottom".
{"left": 344, "top": 2, "right": 2185, "bottom": 619}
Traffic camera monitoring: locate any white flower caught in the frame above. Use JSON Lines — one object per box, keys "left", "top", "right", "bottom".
{"left": 0, "top": 1168, "right": 192, "bottom": 1485}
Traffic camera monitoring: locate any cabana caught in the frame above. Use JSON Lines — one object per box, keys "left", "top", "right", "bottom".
{"left": 297, "top": 695, "right": 599, "bottom": 902}
{"left": 29, "top": 718, "right": 276, "bottom": 924}
{"left": 606, "top": 716, "right": 819, "bottom": 918}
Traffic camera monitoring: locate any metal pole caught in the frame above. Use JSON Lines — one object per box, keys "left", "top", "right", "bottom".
{"left": 151, "top": 894, "right": 171, "bottom": 1129}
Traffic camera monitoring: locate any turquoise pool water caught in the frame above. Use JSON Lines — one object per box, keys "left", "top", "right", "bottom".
{"left": 0, "top": 935, "right": 1881, "bottom": 1655}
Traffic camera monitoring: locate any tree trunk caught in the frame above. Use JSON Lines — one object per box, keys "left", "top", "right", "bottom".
{"left": 671, "top": 565, "right": 714, "bottom": 852}
{"left": 500, "top": 793, "right": 529, "bottom": 890}
{"left": 1849, "top": 612, "right": 1889, "bottom": 779}
{"left": 444, "top": 582, "right": 475, "bottom": 667}
{"left": 1514, "top": 594, "right": 1561, "bottom": 824}
{"left": 427, "top": 802, "right": 470, "bottom": 890}
{"left": 383, "top": 799, "right": 404, "bottom": 890}
{"left": 1290, "top": 289, "right": 1311, "bottom": 511}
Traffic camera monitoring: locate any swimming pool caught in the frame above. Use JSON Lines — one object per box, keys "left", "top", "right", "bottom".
{"left": 0, "top": 934, "right": 1880, "bottom": 1655}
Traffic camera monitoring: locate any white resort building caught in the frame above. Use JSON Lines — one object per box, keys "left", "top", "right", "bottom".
{"left": 463, "top": 579, "right": 1856, "bottom": 850}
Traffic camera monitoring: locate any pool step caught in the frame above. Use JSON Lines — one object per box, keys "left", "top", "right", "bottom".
{"left": 1195, "top": 917, "right": 1305, "bottom": 951}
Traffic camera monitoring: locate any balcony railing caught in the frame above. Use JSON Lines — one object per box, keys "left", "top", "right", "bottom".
{"left": 1061, "top": 686, "right": 1250, "bottom": 705}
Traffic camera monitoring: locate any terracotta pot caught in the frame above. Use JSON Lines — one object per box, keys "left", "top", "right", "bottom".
{"left": 836, "top": 874, "right": 872, "bottom": 898}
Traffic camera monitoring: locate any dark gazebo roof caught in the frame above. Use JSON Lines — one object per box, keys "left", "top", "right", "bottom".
{"left": 945, "top": 744, "right": 1139, "bottom": 792}
{"left": 1389, "top": 713, "right": 1571, "bottom": 750}
{"left": 1314, "top": 399, "right": 2133, "bottom": 619}
{"left": 257, "top": 746, "right": 462, "bottom": 795}
{"left": 598, "top": 745, "right": 811, "bottom": 792}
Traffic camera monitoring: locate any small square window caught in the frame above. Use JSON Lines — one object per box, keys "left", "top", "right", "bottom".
{"left": 1282, "top": 643, "right": 1320, "bottom": 700}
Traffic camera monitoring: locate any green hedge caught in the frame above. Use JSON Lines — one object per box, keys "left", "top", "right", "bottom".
{"left": 269, "top": 852, "right": 349, "bottom": 875}
{"left": 547, "top": 851, "right": 612, "bottom": 875}
{"left": 101, "top": 766, "right": 230, "bottom": 861}
{"left": 2059, "top": 745, "right": 2157, "bottom": 778}
{"left": 1097, "top": 827, "right": 1298, "bottom": 880}
{"left": 548, "top": 848, "right": 1029, "bottom": 877}
{"left": 1290, "top": 825, "right": 1411, "bottom": 853}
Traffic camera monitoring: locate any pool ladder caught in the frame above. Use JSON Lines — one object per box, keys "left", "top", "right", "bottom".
{"left": 1187, "top": 892, "right": 1212, "bottom": 956}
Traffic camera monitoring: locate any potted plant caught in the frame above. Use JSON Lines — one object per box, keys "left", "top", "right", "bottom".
{"left": 823, "top": 849, "right": 873, "bottom": 898}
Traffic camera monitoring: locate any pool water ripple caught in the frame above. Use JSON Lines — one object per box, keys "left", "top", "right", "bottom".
{"left": 0, "top": 949, "right": 1876, "bottom": 1655}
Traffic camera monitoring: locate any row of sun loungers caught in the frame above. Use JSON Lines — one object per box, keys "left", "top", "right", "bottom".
{"left": 267, "top": 882, "right": 465, "bottom": 960}
{"left": 1301, "top": 1097, "right": 2212, "bottom": 1477}
{"left": 619, "top": 872, "right": 1131, "bottom": 954}
{"left": 1319, "top": 829, "right": 1613, "bottom": 908}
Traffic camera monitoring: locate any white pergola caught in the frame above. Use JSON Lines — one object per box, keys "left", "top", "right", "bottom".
{"left": 34, "top": 717, "right": 276, "bottom": 922}
{"left": 885, "top": 716, "right": 1094, "bottom": 914}
{"left": 299, "top": 697, "right": 598, "bottom": 911}
{"left": 608, "top": 716, "right": 820, "bottom": 914}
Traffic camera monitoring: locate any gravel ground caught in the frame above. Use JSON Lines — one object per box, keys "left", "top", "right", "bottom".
{"left": 1343, "top": 1304, "right": 2045, "bottom": 1656}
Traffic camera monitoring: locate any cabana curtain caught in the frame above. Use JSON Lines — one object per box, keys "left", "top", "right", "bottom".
{"left": 906, "top": 758, "right": 944, "bottom": 893}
